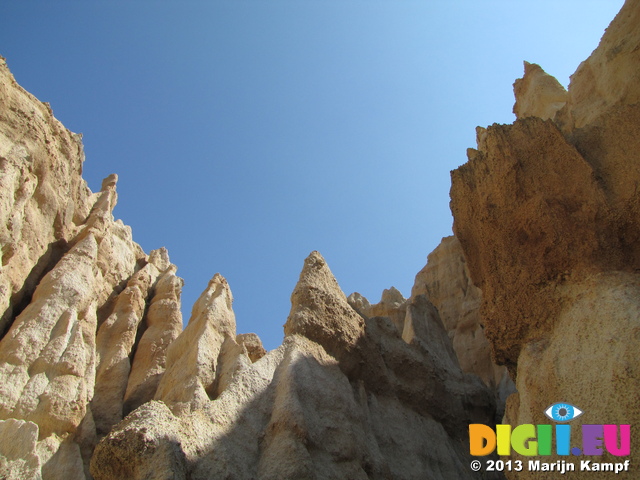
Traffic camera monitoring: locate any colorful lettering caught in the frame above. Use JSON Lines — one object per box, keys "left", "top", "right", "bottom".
{"left": 511, "top": 424, "right": 537, "bottom": 456}
{"left": 469, "top": 424, "right": 496, "bottom": 456}
{"left": 603, "top": 425, "right": 630, "bottom": 456}
{"left": 582, "top": 424, "right": 604, "bottom": 455}
{"left": 537, "top": 424, "right": 552, "bottom": 455}
{"left": 555, "top": 424, "right": 571, "bottom": 456}
{"left": 496, "top": 424, "right": 511, "bottom": 455}
{"left": 469, "top": 423, "right": 630, "bottom": 457}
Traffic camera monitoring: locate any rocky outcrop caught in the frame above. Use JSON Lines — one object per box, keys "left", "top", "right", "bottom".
{"left": 123, "top": 262, "right": 183, "bottom": 415}
{"left": 450, "top": 0, "right": 640, "bottom": 477}
{"left": 411, "top": 236, "right": 514, "bottom": 413}
{"left": 92, "top": 251, "right": 500, "bottom": 480}
{"left": 0, "top": 166, "right": 148, "bottom": 477}
{"left": 0, "top": 54, "right": 502, "bottom": 478}
{"left": 512, "top": 61, "right": 568, "bottom": 121}
{"left": 348, "top": 236, "right": 515, "bottom": 422}
{"left": 154, "top": 273, "right": 238, "bottom": 412}
{"left": 236, "top": 333, "right": 267, "bottom": 363}
{"left": 348, "top": 287, "right": 407, "bottom": 334}
{"left": 0, "top": 57, "right": 183, "bottom": 478}
{"left": 0, "top": 55, "right": 93, "bottom": 338}
{"left": 452, "top": 115, "right": 606, "bottom": 369}
{"left": 555, "top": 0, "right": 640, "bottom": 133}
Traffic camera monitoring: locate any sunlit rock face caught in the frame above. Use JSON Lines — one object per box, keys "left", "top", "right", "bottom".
{"left": 451, "top": 0, "right": 640, "bottom": 477}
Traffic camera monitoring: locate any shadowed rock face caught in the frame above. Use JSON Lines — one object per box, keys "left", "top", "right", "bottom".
{"left": 410, "top": 236, "right": 515, "bottom": 418}
{"left": 450, "top": 0, "right": 640, "bottom": 477}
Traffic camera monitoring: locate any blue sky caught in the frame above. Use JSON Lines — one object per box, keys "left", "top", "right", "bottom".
{"left": 1, "top": 1, "right": 623, "bottom": 350}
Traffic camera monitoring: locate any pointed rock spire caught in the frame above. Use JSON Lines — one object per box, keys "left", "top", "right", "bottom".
{"left": 155, "top": 273, "right": 236, "bottom": 412}
{"left": 124, "top": 264, "right": 183, "bottom": 414}
{"left": 284, "top": 251, "right": 364, "bottom": 359}
{"left": 92, "top": 258, "right": 162, "bottom": 436}
{"left": 513, "top": 61, "right": 567, "bottom": 121}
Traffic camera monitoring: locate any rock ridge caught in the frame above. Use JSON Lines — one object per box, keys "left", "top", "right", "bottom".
{"left": 450, "top": 0, "right": 640, "bottom": 477}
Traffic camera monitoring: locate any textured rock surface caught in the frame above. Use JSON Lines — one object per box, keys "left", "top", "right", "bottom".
{"left": 451, "top": 0, "right": 640, "bottom": 477}
{"left": 411, "top": 236, "right": 514, "bottom": 413}
{"left": 154, "top": 273, "right": 238, "bottom": 413}
{"left": 504, "top": 272, "right": 640, "bottom": 476}
{"left": 555, "top": 0, "right": 640, "bottom": 132}
{"left": 236, "top": 332, "right": 267, "bottom": 363}
{"left": 0, "top": 58, "right": 188, "bottom": 478}
{"left": 93, "top": 251, "right": 500, "bottom": 480}
{"left": 0, "top": 56, "right": 93, "bottom": 339}
{"left": 361, "top": 287, "right": 407, "bottom": 333}
{"left": 123, "top": 263, "right": 183, "bottom": 415}
{"left": 349, "top": 236, "right": 515, "bottom": 422}
{"left": 0, "top": 419, "right": 42, "bottom": 480}
{"left": 92, "top": 260, "right": 161, "bottom": 436}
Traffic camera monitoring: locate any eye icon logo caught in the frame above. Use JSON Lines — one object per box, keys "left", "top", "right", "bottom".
{"left": 544, "top": 403, "right": 583, "bottom": 422}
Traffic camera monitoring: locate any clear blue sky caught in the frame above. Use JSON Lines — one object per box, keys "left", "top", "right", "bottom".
{"left": 1, "top": 1, "right": 623, "bottom": 350}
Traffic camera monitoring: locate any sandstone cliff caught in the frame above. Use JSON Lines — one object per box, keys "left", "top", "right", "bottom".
{"left": 450, "top": 0, "right": 640, "bottom": 477}
{"left": 0, "top": 54, "right": 500, "bottom": 478}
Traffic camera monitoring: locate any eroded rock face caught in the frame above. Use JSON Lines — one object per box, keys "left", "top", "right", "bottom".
{"left": 0, "top": 58, "right": 185, "bottom": 478}
{"left": 93, "top": 252, "right": 500, "bottom": 480}
{"left": 451, "top": 0, "right": 640, "bottom": 477}
{"left": 236, "top": 333, "right": 267, "bottom": 363}
{"left": 349, "top": 236, "right": 515, "bottom": 422}
{"left": 0, "top": 55, "right": 93, "bottom": 339}
{"left": 123, "top": 263, "right": 183, "bottom": 415}
{"left": 0, "top": 419, "right": 42, "bottom": 480}
{"left": 452, "top": 116, "right": 607, "bottom": 368}
{"left": 555, "top": 0, "right": 640, "bottom": 133}
{"left": 0, "top": 170, "right": 148, "bottom": 476}
{"left": 411, "top": 236, "right": 514, "bottom": 414}
{"left": 504, "top": 272, "right": 640, "bottom": 475}
{"left": 154, "top": 273, "right": 238, "bottom": 413}
{"left": 513, "top": 61, "right": 567, "bottom": 121}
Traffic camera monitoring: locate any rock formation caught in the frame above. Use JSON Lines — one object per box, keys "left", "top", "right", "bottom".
{"left": 348, "top": 236, "right": 515, "bottom": 424}
{"left": 0, "top": 55, "right": 181, "bottom": 478}
{"left": 411, "top": 236, "right": 515, "bottom": 416}
{"left": 0, "top": 57, "right": 93, "bottom": 339}
{"left": 1, "top": 0, "right": 638, "bottom": 478}
{"left": 0, "top": 54, "right": 501, "bottom": 479}
{"left": 91, "top": 251, "right": 500, "bottom": 479}
{"left": 450, "top": 0, "right": 640, "bottom": 477}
